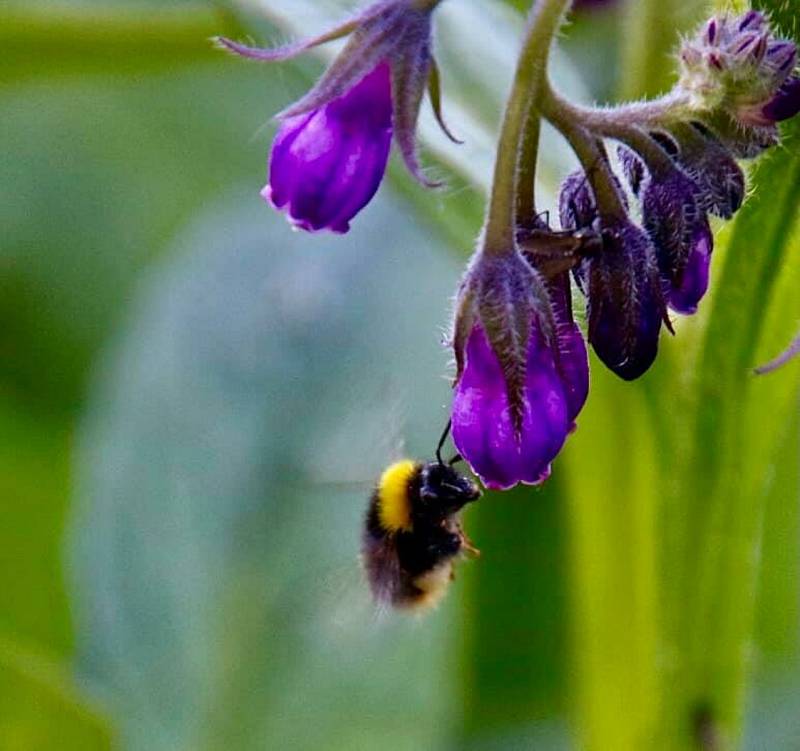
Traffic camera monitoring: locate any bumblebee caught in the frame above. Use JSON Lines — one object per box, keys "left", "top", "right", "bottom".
{"left": 362, "top": 427, "right": 481, "bottom": 611}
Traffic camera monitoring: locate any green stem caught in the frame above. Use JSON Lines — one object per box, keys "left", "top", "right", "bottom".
{"left": 545, "top": 86, "right": 687, "bottom": 173}
{"left": 482, "top": 0, "right": 573, "bottom": 256}
{"left": 540, "top": 85, "right": 627, "bottom": 220}
{"left": 516, "top": 106, "right": 542, "bottom": 226}
{"left": 547, "top": 88, "right": 694, "bottom": 128}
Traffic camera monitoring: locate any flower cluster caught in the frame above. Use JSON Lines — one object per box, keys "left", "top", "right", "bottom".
{"left": 542, "top": 9, "right": 799, "bottom": 387}
{"left": 216, "top": 4, "right": 800, "bottom": 491}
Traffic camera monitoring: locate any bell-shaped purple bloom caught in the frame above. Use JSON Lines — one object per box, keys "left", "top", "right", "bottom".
{"left": 452, "top": 322, "right": 570, "bottom": 491}
{"left": 450, "top": 249, "right": 585, "bottom": 490}
{"left": 669, "top": 222, "right": 713, "bottom": 315}
{"left": 215, "top": 0, "right": 458, "bottom": 233}
{"left": 547, "top": 274, "right": 589, "bottom": 428}
{"left": 265, "top": 64, "right": 393, "bottom": 233}
{"left": 586, "top": 222, "right": 666, "bottom": 381}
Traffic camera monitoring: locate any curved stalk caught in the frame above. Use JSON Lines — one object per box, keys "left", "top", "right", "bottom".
{"left": 541, "top": 85, "right": 628, "bottom": 221}
{"left": 482, "top": 0, "right": 573, "bottom": 256}
{"left": 516, "top": 105, "right": 541, "bottom": 227}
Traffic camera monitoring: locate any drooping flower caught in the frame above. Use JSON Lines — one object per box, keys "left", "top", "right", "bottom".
{"left": 450, "top": 247, "right": 586, "bottom": 490}
{"left": 668, "top": 221, "right": 713, "bottom": 315}
{"left": 615, "top": 132, "right": 719, "bottom": 315}
{"left": 669, "top": 122, "right": 745, "bottom": 220}
{"left": 557, "top": 167, "right": 668, "bottom": 377}
{"left": 640, "top": 160, "right": 712, "bottom": 312}
{"left": 584, "top": 221, "right": 667, "bottom": 381}
{"left": 264, "top": 64, "right": 393, "bottom": 233}
{"left": 215, "top": 0, "right": 457, "bottom": 233}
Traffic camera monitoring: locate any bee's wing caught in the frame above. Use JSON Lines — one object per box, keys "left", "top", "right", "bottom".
{"left": 304, "top": 380, "right": 410, "bottom": 487}
{"left": 362, "top": 532, "right": 402, "bottom": 609}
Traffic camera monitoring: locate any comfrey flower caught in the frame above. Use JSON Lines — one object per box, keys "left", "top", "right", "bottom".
{"left": 215, "top": 0, "right": 457, "bottom": 233}
{"left": 449, "top": 244, "right": 588, "bottom": 490}
{"left": 559, "top": 171, "right": 668, "bottom": 378}
{"left": 542, "top": 8, "right": 800, "bottom": 382}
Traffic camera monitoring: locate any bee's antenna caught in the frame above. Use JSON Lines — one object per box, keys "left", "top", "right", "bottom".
{"left": 448, "top": 453, "right": 463, "bottom": 466}
{"left": 435, "top": 419, "right": 452, "bottom": 466}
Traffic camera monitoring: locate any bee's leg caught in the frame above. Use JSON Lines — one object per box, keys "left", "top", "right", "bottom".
{"left": 457, "top": 525, "right": 480, "bottom": 558}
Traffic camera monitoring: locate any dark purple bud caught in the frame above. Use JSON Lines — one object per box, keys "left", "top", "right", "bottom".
{"left": 738, "top": 10, "right": 766, "bottom": 32}
{"left": 547, "top": 274, "right": 589, "bottom": 428}
{"left": 641, "top": 166, "right": 705, "bottom": 288}
{"left": 761, "top": 76, "right": 800, "bottom": 122}
{"left": 733, "top": 32, "right": 759, "bottom": 56}
{"left": 558, "top": 168, "right": 628, "bottom": 229}
{"left": 705, "top": 17, "right": 719, "bottom": 46}
{"left": 266, "top": 64, "right": 392, "bottom": 233}
{"left": 676, "top": 123, "right": 745, "bottom": 219}
{"left": 617, "top": 145, "right": 646, "bottom": 196}
{"left": 558, "top": 170, "right": 598, "bottom": 230}
{"left": 669, "top": 221, "right": 713, "bottom": 315}
{"left": 452, "top": 321, "right": 570, "bottom": 490}
{"left": 708, "top": 51, "right": 726, "bottom": 71}
{"left": 766, "top": 41, "right": 797, "bottom": 73}
{"left": 586, "top": 222, "right": 665, "bottom": 381}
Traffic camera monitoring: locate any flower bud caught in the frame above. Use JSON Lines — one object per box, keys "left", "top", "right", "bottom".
{"left": 761, "top": 76, "right": 800, "bottom": 123}
{"left": 668, "top": 222, "right": 713, "bottom": 315}
{"left": 672, "top": 122, "right": 745, "bottom": 219}
{"left": 678, "top": 11, "right": 799, "bottom": 132}
{"left": 641, "top": 164, "right": 706, "bottom": 292}
{"left": 585, "top": 221, "right": 666, "bottom": 380}
{"left": 559, "top": 170, "right": 599, "bottom": 230}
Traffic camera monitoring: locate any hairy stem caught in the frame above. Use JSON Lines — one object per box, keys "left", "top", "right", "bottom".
{"left": 516, "top": 105, "right": 542, "bottom": 226}
{"left": 546, "top": 89, "right": 694, "bottom": 131}
{"left": 482, "top": 0, "right": 573, "bottom": 256}
{"left": 541, "top": 85, "right": 628, "bottom": 220}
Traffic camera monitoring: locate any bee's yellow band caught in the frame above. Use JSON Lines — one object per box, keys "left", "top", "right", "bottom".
{"left": 377, "top": 460, "right": 417, "bottom": 533}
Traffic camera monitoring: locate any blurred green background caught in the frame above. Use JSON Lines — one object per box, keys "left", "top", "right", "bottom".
{"left": 2, "top": 0, "right": 799, "bottom": 749}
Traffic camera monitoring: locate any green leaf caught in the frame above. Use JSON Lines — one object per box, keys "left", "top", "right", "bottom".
{"left": 70, "top": 191, "right": 469, "bottom": 751}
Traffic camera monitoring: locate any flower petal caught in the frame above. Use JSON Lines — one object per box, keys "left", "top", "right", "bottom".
{"left": 452, "top": 324, "right": 569, "bottom": 491}
{"left": 266, "top": 64, "right": 393, "bottom": 233}
{"left": 669, "top": 221, "right": 713, "bottom": 315}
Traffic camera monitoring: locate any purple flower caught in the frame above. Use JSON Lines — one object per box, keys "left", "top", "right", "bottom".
{"left": 215, "top": 0, "right": 458, "bottom": 233}
{"left": 672, "top": 123, "right": 745, "bottom": 219}
{"left": 264, "top": 64, "right": 393, "bottom": 233}
{"left": 761, "top": 75, "right": 800, "bottom": 123}
{"left": 669, "top": 222, "right": 713, "bottom": 315}
{"left": 450, "top": 249, "right": 584, "bottom": 490}
{"left": 586, "top": 221, "right": 666, "bottom": 380}
{"left": 452, "top": 322, "right": 569, "bottom": 490}
{"left": 641, "top": 164, "right": 708, "bottom": 301}
{"left": 547, "top": 274, "right": 589, "bottom": 428}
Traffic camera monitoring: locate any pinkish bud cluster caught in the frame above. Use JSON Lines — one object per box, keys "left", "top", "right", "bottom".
{"left": 679, "top": 10, "right": 800, "bottom": 132}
